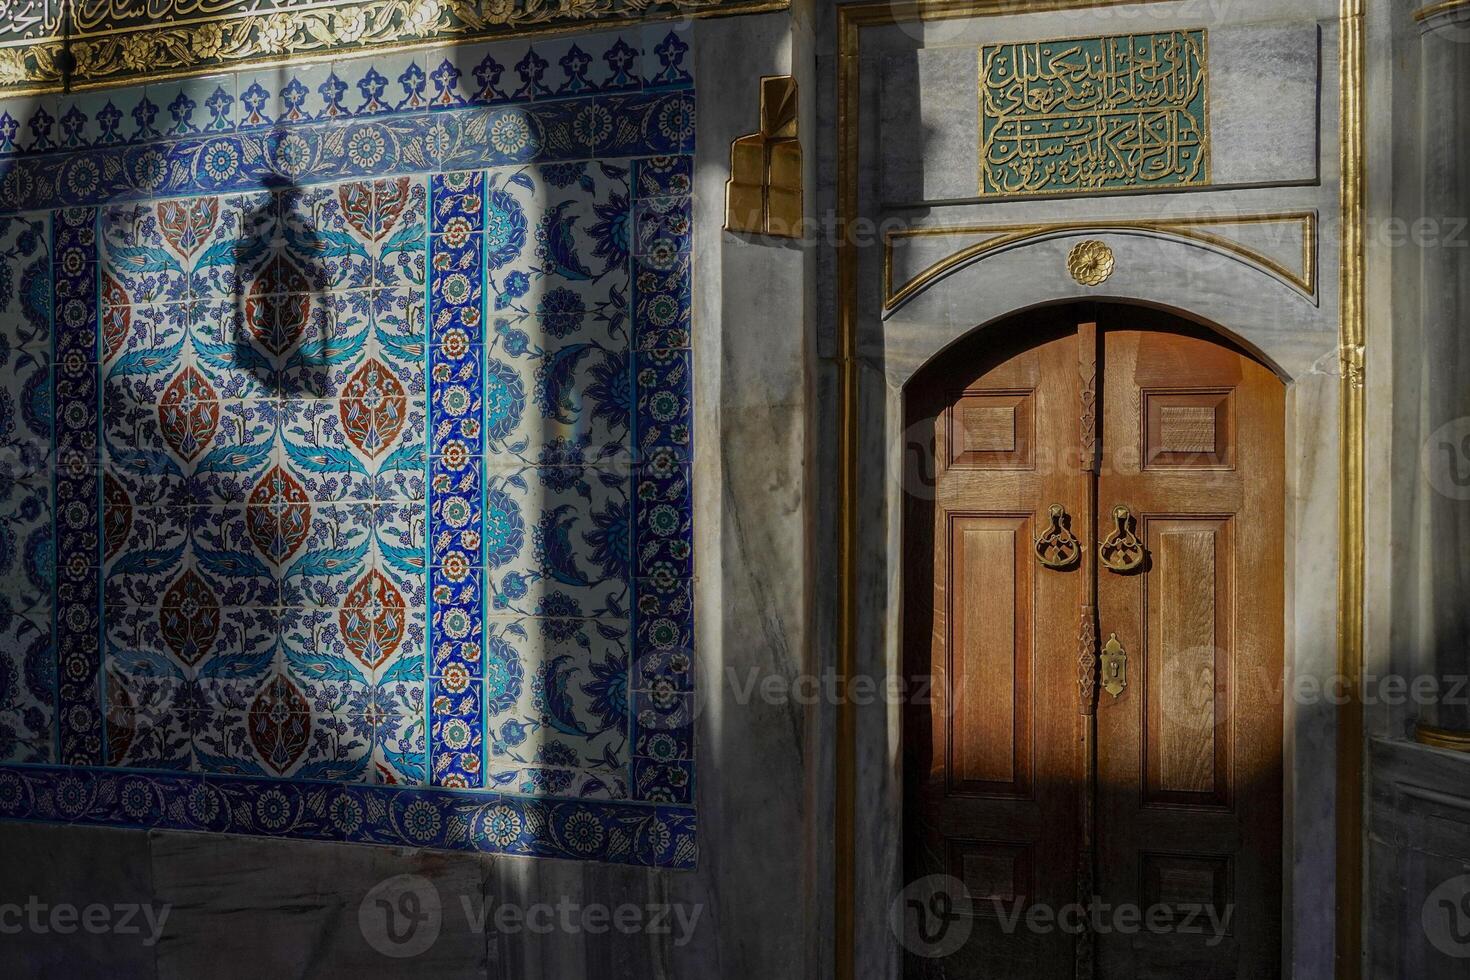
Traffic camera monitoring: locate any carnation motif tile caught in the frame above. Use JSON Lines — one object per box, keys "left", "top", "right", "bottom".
{"left": 369, "top": 678, "right": 427, "bottom": 785}
{"left": 274, "top": 501, "right": 377, "bottom": 607}
{"left": 279, "top": 182, "right": 376, "bottom": 291}
{"left": 372, "top": 177, "right": 427, "bottom": 288}
{"left": 104, "top": 667, "right": 196, "bottom": 770}
{"left": 369, "top": 287, "right": 427, "bottom": 396}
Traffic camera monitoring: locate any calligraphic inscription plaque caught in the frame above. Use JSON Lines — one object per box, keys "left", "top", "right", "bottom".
{"left": 979, "top": 30, "right": 1210, "bottom": 198}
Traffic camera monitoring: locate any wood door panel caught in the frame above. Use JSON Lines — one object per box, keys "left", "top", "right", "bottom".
{"left": 946, "top": 513, "right": 1033, "bottom": 797}
{"left": 1145, "top": 516, "right": 1233, "bottom": 807}
{"left": 1144, "top": 389, "right": 1236, "bottom": 468}
{"left": 905, "top": 311, "right": 1082, "bottom": 978}
{"left": 947, "top": 389, "right": 1035, "bottom": 468}
{"left": 1096, "top": 322, "right": 1283, "bottom": 979}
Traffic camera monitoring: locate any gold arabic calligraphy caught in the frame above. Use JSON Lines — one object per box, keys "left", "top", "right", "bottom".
{"left": 980, "top": 30, "right": 1210, "bottom": 197}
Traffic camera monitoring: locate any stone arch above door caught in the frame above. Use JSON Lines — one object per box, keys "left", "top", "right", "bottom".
{"left": 871, "top": 229, "right": 1336, "bottom": 388}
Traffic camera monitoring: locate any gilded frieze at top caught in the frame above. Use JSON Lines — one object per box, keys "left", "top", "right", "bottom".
{"left": 0, "top": 0, "right": 782, "bottom": 94}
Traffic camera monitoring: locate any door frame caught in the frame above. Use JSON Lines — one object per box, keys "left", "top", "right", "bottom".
{"left": 830, "top": 4, "right": 1366, "bottom": 980}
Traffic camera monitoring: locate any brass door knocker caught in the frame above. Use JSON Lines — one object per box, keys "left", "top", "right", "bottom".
{"left": 1098, "top": 505, "right": 1145, "bottom": 573}
{"left": 1034, "top": 504, "right": 1081, "bottom": 569}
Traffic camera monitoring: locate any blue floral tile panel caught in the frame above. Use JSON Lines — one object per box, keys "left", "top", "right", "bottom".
{"left": 0, "top": 37, "right": 696, "bottom": 866}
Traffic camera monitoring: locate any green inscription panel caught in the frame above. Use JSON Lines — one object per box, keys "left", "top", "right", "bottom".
{"left": 980, "top": 30, "right": 1210, "bottom": 197}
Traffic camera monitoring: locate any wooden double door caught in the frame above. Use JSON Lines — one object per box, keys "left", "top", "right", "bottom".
{"left": 903, "top": 305, "right": 1284, "bottom": 979}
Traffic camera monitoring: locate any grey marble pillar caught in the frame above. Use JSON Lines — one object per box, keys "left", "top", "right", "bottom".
{"left": 1413, "top": 4, "right": 1470, "bottom": 738}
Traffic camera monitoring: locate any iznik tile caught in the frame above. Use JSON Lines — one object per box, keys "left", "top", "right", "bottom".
{"left": 3, "top": 61, "right": 698, "bottom": 866}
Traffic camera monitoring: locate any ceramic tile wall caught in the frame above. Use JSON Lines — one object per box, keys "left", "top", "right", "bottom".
{"left": 0, "top": 26, "right": 697, "bottom": 868}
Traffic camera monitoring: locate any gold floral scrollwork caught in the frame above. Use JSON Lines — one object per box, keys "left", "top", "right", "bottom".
{"left": 1067, "top": 240, "right": 1115, "bottom": 287}
{"left": 1034, "top": 503, "right": 1081, "bottom": 569}
{"left": 724, "top": 74, "right": 802, "bottom": 238}
{"left": 1098, "top": 504, "right": 1145, "bottom": 573}
{"left": 0, "top": 0, "right": 784, "bottom": 95}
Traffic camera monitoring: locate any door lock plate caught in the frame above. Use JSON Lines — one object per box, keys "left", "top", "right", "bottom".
{"left": 1101, "top": 632, "right": 1127, "bottom": 698}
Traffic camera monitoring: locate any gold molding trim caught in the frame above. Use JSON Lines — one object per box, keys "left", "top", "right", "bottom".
{"left": 835, "top": 5, "right": 1365, "bottom": 980}
{"left": 882, "top": 211, "right": 1319, "bottom": 309}
{"left": 1414, "top": 0, "right": 1470, "bottom": 23}
{"left": 1336, "top": 2, "right": 1365, "bottom": 978}
{"left": 1413, "top": 723, "right": 1470, "bottom": 752}
{"left": 0, "top": 0, "right": 791, "bottom": 96}
{"left": 724, "top": 74, "right": 803, "bottom": 238}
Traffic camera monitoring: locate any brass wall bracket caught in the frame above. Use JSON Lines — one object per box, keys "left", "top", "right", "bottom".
{"left": 724, "top": 74, "right": 803, "bottom": 238}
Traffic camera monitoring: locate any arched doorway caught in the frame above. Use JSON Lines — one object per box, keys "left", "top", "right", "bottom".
{"left": 902, "top": 303, "right": 1285, "bottom": 978}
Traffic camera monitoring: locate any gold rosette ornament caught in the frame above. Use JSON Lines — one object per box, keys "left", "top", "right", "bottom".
{"left": 1067, "top": 239, "right": 1115, "bottom": 287}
